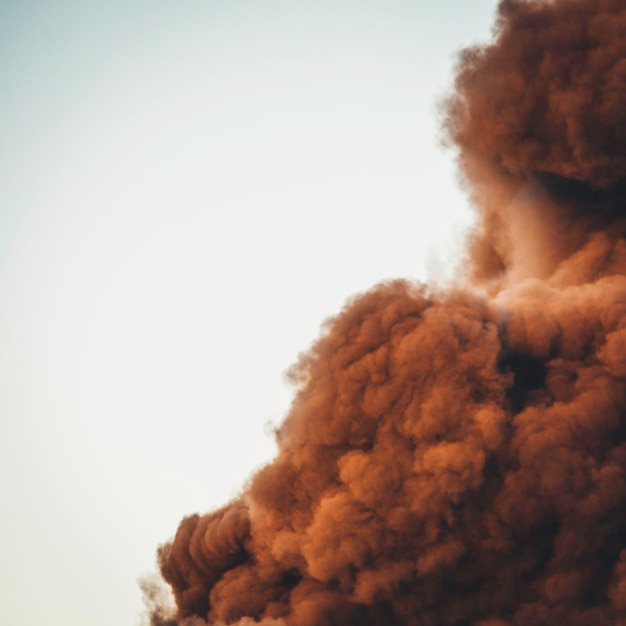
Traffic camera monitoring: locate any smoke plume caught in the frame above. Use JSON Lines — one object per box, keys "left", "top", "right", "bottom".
{"left": 148, "top": 1, "right": 626, "bottom": 624}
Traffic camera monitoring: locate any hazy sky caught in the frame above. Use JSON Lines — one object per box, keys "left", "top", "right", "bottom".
{"left": 0, "top": 2, "right": 498, "bottom": 625}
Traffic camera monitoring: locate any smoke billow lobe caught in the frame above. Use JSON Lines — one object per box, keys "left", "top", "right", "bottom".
{"left": 445, "top": 0, "right": 626, "bottom": 286}
{"left": 149, "top": 1, "right": 626, "bottom": 624}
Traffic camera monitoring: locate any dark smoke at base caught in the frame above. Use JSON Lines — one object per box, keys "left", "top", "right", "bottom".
{"left": 147, "top": 1, "right": 626, "bottom": 624}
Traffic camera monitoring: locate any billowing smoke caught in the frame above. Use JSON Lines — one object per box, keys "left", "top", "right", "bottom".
{"left": 148, "top": 1, "right": 626, "bottom": 624}
{"left": 445, "top": 0, "right": 626, "bottom": 288}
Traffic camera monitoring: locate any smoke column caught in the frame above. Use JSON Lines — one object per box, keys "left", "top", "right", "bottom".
{"left": 148, "top": 1, "right": 626, "bottom": 624}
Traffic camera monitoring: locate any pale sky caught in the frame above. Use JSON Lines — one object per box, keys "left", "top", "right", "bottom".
{"left": 0, "top": 2, "right": 498, "bottom": 625}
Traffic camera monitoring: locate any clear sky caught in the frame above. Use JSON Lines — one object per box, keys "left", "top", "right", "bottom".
{"left": 0, "top": 1, "right": 498, "bottom": 625}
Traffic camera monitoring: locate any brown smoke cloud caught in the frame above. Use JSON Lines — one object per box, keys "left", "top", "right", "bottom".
{"left": 445, "top": 0, "right": 626, "bottom": 287}
{"left": 147, "top": 1, "right": 626, "bottom": 624}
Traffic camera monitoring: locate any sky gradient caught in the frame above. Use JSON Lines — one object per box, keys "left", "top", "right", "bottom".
{"left": 0, "top": 2, "right": 498, "bottom": 625}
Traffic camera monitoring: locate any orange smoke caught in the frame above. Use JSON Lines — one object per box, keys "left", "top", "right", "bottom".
{"left": 148, "top": 1, "right": 626, "bottom": 624}
{"left": 444, "top": 0, "right": 626, "bottom": 287}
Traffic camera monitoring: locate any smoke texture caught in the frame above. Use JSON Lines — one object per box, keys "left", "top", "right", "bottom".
{"left": 148, "top": 1, "right": 626, "bottom": 624}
